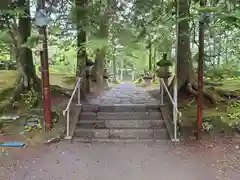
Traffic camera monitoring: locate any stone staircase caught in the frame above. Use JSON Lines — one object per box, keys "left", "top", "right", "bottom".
{"left": 73, "top": 104, "right": 169, "bottom": 142}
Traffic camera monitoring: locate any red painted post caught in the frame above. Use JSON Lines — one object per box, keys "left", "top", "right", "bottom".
{"left": 41, "top": 27, "right": 52, "bottom": 131}
{"left": 196, "top": 0, "right": 205, "bottom": 140}
{"left": 38, "top": 0, "right": 52, "bottom": 131}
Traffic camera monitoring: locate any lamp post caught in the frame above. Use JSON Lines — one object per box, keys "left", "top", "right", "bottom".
{"left": 35, "top": 0, "right": 52, "bottom": 131}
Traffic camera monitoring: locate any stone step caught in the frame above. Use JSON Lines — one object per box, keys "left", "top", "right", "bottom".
{"left": 81, "top": 103, "right": 162, "bottom": 112}
{"left": 73, "top": 137, "right": 169, "bottom": 143}
{"left": 74, "top": 128, "right": 169, "bottom": 139}
{"left": 80, "top": 112, "right": 162, "bottom": 120}
{"left": 76, "top": 120, "right": 166, "bottom": 129}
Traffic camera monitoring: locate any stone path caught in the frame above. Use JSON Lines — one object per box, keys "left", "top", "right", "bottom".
{"left": 89, "top": 83, "right": 159, "bottom": 105}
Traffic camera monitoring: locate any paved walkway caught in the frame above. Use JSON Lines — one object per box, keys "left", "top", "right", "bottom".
{"left": 89, "top": 83, "right": 159, "bottom": 105}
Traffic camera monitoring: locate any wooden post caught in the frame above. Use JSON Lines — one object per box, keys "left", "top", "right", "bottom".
{"left": 37, "top": 0, "right": 52, "bottom": 131}
{"left": 196, "top": 0, "right": 206, "bottom": 140}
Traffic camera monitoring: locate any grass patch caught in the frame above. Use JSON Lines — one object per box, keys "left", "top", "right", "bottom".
{"left": 49, "top": 73, "right": 75, "bottom": 89}
{"left": 219, "top": 78, "right": 240, "bottom": 91}
{"left": 0, "top": 70, "right": 76, "bottom": 113}
{"left": 183, "top": 103, "right": 240, "bottom": 124}
{"left": 61, "top": 75, "right": 77, "bottom": 85}
{"left": 0, "top": 70, "right": 18, "bottom": 92}
{"left": 0, "top": 70, "right": 76, "bottom": 96}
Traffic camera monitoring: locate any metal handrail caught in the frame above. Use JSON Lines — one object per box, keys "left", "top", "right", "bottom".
{"left": 63, "top": 77, "right": 81, "bottom": 139}
{"left": 160, "top": 78, "right": 181, "bottom": 141}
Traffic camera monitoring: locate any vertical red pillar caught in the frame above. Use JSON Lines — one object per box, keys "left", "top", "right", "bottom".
{"left": 37, "top": 0, "right": 52, "bottom": 131}
{"left": 196, "top": 0, "right": 205, "bottom": 140}
{"left": 40, "top": 27, "right": 52, "bottom": 131}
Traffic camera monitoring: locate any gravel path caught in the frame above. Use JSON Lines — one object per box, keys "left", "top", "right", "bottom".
{"left": 1, "top": 140, "right": 239, "bottom": 180}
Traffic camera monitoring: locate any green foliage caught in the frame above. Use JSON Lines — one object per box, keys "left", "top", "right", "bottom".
{"left": 24, "top": 118, "right": 42, "bottom": 132}
{"left": 0, "top": 30, "right": 12, "bottom": 44}
{"left": 20, "top": 88, "right": 39, "bottom": 109}
{"left": 202, "top": 117, "right": 215, "bottom": 132}
{"left": 87, "top": 38, "right": 108, "bottom": 50}
{"left": 22, "top": 34, "right": 44, "bottom": 49}
{"left": 0, "top": 0, "right": 239, "bottom": 81}
{"left": 133, "top": 77, "right": 143, "bottom": 84}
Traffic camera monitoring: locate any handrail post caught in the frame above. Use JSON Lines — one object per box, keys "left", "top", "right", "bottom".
{"left": 173, "top": 105, "right": 178, "bottom": 141}
{"left": 173, "top": 77, "right": 179, "bottom": 141}
{"left": 77, "top": 78, "right": 81, "bottom": 105}
{"left": 160, "top": 78, "right": 179, "bottom": 142}
{"left": 65, "top": 109, "right": 71, "bottom": 139}
{"left": 173, "top": 55, "right": 179, "bottom": 141}
{"left": 160, "top": 78, "right": 164, "bottom": 105}
{"left": 63, "top": 75, "right": 82, "bottom": 140}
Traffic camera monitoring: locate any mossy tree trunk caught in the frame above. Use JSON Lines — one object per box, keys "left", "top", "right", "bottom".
{"left": 93, "top": 0, "right": 116, "bottom": 89}
{"left": 112, "top": 45, "right": 117, "bottom": 82}
{"left": 148, "top": 41, "right": 152, "bottom": 72}
{"left": 12, "top": 0, "right": 41, "bottom": 100}
{"left": 169, "top": 0, "right": 215, "bottom": 106}
{"left": 75, "top": 0, "right": 89, "bottom": 98}
{"left": 94, "top": 11, "right": 109, "bottom": 89}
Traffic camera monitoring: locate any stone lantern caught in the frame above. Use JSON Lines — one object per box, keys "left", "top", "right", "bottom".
{"left": 103, "top": 68, "right": 108, "bottom": 79}
{"left": 156, "top": 53, "right": 173, "bottom": 78}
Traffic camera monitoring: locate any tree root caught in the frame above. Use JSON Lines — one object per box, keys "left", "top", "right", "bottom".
{"left": 51, "top": 85, "right": 89, "bottom": 100}
{"left": 214, "top": 88, "right": 240, "bottom": 100}
{"left": 168, "top": 77, "right": 216, "bottom": 107}
{"left": 50, "top": 85, "right": 72, "bottom": 97}
{"left": 11, "top": 75, "right": 41, "bottom": 101}
{"left": 204, "top": 81, "right": 223, "bottom": 86}
{"left": 186, "top": 82, "right": 216, "bottom": 107}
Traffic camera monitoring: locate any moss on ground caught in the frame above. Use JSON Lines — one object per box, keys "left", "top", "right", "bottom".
{"left": 181, "top": 78, "right": 240, "bottom": 134}
{"left": 0, "top": 70, "right": 75, "bottom": 146}
{"left": 0, "top": 71, "right": 76, "bottom": 95}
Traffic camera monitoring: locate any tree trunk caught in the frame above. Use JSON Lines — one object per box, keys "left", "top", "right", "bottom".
{"left": 75, "top": 0, "right": 87, "bottom": 77}
{"left": 13, "top": 0, "right": 41, "bottom": 100}
{"left": 94, "top": 0, "right": 110, "bottom": 89}
{"left": 153, "top": 47, "right": 157, "bottom": 81}
{"left": 176, "top": 0, "right": 194, "bottom": 86}
{"left": 169, "top": 0, "right": 215, "bottom": 106}
{"left": 148, "top": 41, "right": 152, "bottom": 72}
{"left": 112, "top": 45, "right": 117, "bottom": 82}
{"left": 95, "top": 48, "right": 106, "bottom": 88}
{"left": 75, "top": 0, "right": 89, "bottom": 99}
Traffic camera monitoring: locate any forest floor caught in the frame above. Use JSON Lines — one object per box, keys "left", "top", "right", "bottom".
{"left": 0, "top": 70, "right": 117, "bottom": 147}
{"left": 0, "top": 70, "right": 76, "bottom": 147}
{"left": 146, "top": 78, "right": 240, "bottom": 137}
{"left": 1, "top": 71, "right": 240, "bottom": 139}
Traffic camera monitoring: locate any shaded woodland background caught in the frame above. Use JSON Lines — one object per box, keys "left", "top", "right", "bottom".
{"left": 0, "top": 0, "right": 239, "bottom": 138}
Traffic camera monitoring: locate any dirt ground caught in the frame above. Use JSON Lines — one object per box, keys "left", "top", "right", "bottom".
{"left": 0, "top": 138, "right": 239, "bottom": 180}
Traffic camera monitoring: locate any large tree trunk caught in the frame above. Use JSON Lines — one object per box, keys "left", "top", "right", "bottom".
{"left": 112, "top": 45, "right": 117, "bottom": 82}
{"left": 94, "top": 1, "right": 110, "bottom": 89}
{"left": 75, "top": 0, "right": 89, "bottom": 99}
{"left": 95, "top": 48, "right": 106, "bottom": 89}
{"left": 176, "top": 0, "right": 195, "bottom": 87}
{"left": 169, "top": 0, "right": 215, "bottom": 106}
{"left": 148, "top": 41, "right": 152, "bottom": 72}
{"left": 75, "top": 0, "right": 87, "bottom": 77}
{"left": 13, "top": 0, "right": 41, "bottom": 100}
{"left": 153, "top": 47, "right": 157, "bottom": 81}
